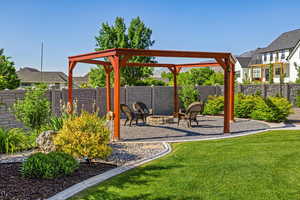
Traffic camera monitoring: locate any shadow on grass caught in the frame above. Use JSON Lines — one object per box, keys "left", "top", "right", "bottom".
{"left": 75, "top": 164, "right": 191, "bottom": 200}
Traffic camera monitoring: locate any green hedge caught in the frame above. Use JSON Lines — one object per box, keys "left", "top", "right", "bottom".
{"left": 250, "top": 96, "right": 292, "bottom": 122}
{"left": 234, "top": 94, "right": 263, "bottom": 118}
{"left": 203, "top": 94, "right": 292, "bottom": 122}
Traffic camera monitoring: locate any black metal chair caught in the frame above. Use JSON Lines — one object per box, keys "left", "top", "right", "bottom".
{"left": 177, "top": 102, "right": 204, "bottom": 127}
{"left": 120, "top": 104, "right": 144, "bottom": 126}
{"left": 132, "top": 102, "right": 152, "bottom": 122}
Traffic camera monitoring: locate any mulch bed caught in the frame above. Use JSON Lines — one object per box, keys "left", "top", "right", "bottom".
{"left": 0, "top": 162, "right": 116, "bottom": 200}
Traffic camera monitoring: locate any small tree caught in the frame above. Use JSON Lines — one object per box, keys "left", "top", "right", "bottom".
{"left": 179, "top": 80, "right": 200, "bottom": 109}
{"left": 95, "top": 17, "right": 155, "bottom": 86}
{"left": 204, "top": 72, "right": 224, "bottom": 85}
{"left": 13, "top": 84, "right": 51, "bottom": 130}
{"left": 88, "top": 66, "right": 108, "bottom": 88}
{"left": 0, "top": 49, "right": 20, "bottom": 90}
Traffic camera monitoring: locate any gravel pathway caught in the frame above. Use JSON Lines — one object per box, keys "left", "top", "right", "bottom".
{"left": 120, "top": 115, "right": 271, "bottom": 142}
{"left": 0, "top": 142, "right": 166, "bottom": 166}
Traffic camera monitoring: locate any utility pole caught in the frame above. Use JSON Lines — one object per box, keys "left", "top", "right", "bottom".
{"left": 40, "top": 41, "right": 44, "bottom": 82}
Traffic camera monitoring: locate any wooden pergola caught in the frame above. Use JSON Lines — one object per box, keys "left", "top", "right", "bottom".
{"left": 68, "top": 48, "right": 236, "bottom": 140}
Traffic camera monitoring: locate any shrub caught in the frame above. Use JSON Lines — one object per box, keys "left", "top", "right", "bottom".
{"left": 235, "top": 94, "right": 263, "bottom": 118}
{"left": 0, "top": 128, "right": 31, "bottom": 153}
{"left": 203, "top": 96, "right": 224, "bottom": 115}
{"left": 250, "top": 96, "right": 292, "bottom": 122}
{"left": 13, "top": 84, "right": 51, "bottom": 130}
{"left": 179, "top": 83, "right": 200, "bottom": 109}
{"left": 41, "top": 116, "right": 64, "bottom": 132}
{"left": 54, "top": 112, "right": 112, "bottom": 162}
{"left": 296, "top": 90, "right": 300, "bottom": 108}
{"left": 21, "top": 152, "right": 79, "bottom": 179}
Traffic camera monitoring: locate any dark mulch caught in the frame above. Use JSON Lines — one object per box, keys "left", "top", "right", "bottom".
{"left": 0, "top": 162, "right": 116, "bottom": 200}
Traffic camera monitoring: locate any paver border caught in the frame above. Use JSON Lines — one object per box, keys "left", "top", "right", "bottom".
{"left": 48, "top": 124, "right": 300, "bottom": 200}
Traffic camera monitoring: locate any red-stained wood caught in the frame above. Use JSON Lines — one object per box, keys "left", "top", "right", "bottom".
{"left": 69, "top": 48, "right": 235, "bottom": 62}
{"left": 175, "top": 62, "right": 220, "bottom": 68}
{"left": 68, "top": 48, "right": 236, "bottom": 140}
{"left": 68, "top": 61, "right": 77, "bottom": 114}
{"left": 223, "top": 58, "right": 230, "bottom": 133}
{"left": 108, "top": 55, "right": 131, "bottom": 141}
{"left": 230, "top": 63, "right": 235, "bottom": 122}
{"left": 108, "top": 56, "right": 120, "bottom": 141}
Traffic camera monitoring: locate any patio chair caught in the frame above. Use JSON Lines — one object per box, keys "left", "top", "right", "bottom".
{"left": 132, "top": 102, "right": 152, "bottom": 122}
{"left": 177, "top": 102, "right": 204, "bottom": 127}
{"left": 120, "top": 104, "right": 144, "bottom": 126}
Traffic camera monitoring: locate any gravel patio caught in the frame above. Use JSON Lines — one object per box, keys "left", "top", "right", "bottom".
{"left": 120, "top": 115, "right": 271, "bottom": 142}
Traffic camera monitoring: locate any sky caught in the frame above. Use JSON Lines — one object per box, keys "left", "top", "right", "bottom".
{"left": 1, "top": 0, "right": 300, "bottom": 76}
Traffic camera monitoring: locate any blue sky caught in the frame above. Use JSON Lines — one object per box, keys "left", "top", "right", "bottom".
{"left": 1, "top": 0, "right": 300, "bottom": 76}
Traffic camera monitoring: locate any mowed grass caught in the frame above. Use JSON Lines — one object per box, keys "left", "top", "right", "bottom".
{"left": 70, "top": 130, "right": 300, "bottom": 200}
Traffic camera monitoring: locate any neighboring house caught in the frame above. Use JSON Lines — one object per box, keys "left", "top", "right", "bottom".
{"left": 73, "top": 73, "right": 89, "bottom": 87}
{"left": 17, "top": 67, "right": 68, "bottom": 89}
{"left": 237, "top": 29, "right": 300, "bottom": 83}
{"left": 17, "top": 67, "right": 89, "bottom": 89}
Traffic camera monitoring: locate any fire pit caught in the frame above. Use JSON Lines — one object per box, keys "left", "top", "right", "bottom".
{"left": 146, "top": 115, "right": 174, "bottom": 125}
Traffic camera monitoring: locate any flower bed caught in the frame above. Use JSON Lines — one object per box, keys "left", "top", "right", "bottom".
{"left": 0, "top": 162, "right": 115, "bottom": 200}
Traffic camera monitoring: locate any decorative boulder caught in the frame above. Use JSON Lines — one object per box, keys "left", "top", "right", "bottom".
{"left": 36, "top": 130, "right": 57, "bottom": 153}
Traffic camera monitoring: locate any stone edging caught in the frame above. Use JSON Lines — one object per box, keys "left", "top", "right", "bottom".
{"left": 47, "top": 142, "right": 172, "bottom": 200}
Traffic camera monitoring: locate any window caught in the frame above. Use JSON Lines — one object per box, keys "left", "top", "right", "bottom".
{"left": 281, "top": 50, "right": 285, "bottom": 59}
{"left": 264, "top": 54, "right": 267, "bottom": 62}
{"left": 276, "top": 52, "right": 279, "bottom": 61}
{"left": 270, "top": 53, "right": 273, "bottom": 61}
{"left": 275, "top": 67, "right": 281, "bottom": 75}
{"left": 252, "top": 68, "right": 261, "bottom": 78}
{"left": 236, "top": 70, "right": 241, "bottom": 78}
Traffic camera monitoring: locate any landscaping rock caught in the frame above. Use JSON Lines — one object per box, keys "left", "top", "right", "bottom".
{"left": 36, "top": 130, "right": 57, "bottom": 153}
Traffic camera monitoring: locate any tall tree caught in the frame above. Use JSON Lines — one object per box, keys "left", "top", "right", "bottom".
{"left": 0, "top": 49, "right": 20, "bottom": 90}
{"left": 93, "top": 17, "right": 155, "bottom": 86}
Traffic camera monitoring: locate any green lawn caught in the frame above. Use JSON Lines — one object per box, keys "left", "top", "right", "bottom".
{"left": 70, "top": 130, "right": 300, "bottom": 200}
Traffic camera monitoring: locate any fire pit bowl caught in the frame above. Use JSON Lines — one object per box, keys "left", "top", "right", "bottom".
{"left": 146, "top": 115, "right": 174, "bottom": 125}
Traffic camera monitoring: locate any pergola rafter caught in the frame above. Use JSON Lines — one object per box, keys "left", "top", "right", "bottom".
{"left": 68, "top": 48, "right": 236, "bottom": 141}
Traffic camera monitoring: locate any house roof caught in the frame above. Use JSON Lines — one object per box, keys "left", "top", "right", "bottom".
{"left": 239, "top": 48, "right": 263, "bottom": 57}
{"left": 259, "top": 29, "right": 300, "bottom": 53}
{"left": 73, "top": 76, "right": 88, "bottom": 85}
{"left": 17, "top": 67, "right": 68, "bottom": 83}
{"left": 236, "top": 57, "right": 252, "bottom": 68}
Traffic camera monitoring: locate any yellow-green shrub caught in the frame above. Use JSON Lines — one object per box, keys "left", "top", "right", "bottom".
{"left": 53, "top": 112, "right": 111, "bottom": 161}
{"left": 203, "top": 96, "right": 224, "bottom": 115}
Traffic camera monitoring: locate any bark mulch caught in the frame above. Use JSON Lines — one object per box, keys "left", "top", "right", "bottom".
{"left": 0, "top": 162, "right": 116, "bottom": 200}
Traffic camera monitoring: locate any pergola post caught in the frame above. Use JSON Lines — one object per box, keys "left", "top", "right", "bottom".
{"left": 229, "top": 63, "right": 235, "bottom": 122}
{"left": 173, "top": 68, "right": 179, "bottom": 116}
{"left": 223, "top": 58, "right": 231, "bottom": 133}
{"left": 108, "top": 56, "right": 121, "bottom": 141}
{"left": 104, "top": 66, "right": 112, "bottom": 112}
{"left": 108, "top": 55, "right": 131, "bottom": 141}
{"left": 68, "top": 61, "right": 76, "bottom": 114}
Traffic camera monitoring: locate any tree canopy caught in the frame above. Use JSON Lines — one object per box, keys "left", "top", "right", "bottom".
{"left": 161, "top": 68, "right": 224, "bottom": 86}
{"left": 0, "top": 49, "right": 20, "bottom": 90}
{"left": 90, "top": 17, "right": 155, "bottom": 86}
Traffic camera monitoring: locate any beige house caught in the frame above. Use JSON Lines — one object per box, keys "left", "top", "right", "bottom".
{"left": 17, "top": 67, "right": 88, "bottom": 89}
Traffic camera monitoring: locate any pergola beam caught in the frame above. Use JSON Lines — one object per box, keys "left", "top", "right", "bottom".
{"left": 69, "top": 48, "right": 235, "bottom": 62}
